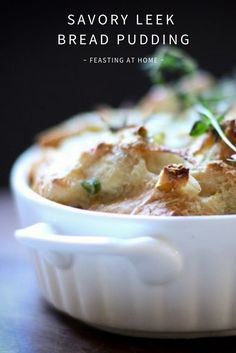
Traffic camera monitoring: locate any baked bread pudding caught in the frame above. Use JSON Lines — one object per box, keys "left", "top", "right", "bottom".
{"left": 29, "top": 47, "right": 236, "bottom": 216}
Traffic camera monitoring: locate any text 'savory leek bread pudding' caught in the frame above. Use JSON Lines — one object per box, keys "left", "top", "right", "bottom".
{"left": 29, "top": 47, "right": 236, "bottom": 216}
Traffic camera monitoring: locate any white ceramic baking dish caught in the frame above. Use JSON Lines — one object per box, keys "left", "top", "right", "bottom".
{"left": 11, "top": 146, "right": 236, "bottom": 338}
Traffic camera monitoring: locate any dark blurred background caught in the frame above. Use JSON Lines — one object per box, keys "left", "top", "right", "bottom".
{"left": 2, "top": 1, "right": 236, "bottom": 186}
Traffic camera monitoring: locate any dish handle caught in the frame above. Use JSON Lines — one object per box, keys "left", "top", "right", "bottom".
{"left": 15, "top": 223, "right": 182, "bottom": 286}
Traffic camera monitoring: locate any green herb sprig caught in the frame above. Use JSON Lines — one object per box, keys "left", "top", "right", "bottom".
{"left": 190, "top": 111, "right": 225, "bottom": 137}
{"left": 81, "top": 177, "right": 101, "bottom": 195}
{"left": 177, "top": 91, "right": 225, "bottom": 111}
{"left": 144, "top": 46, "right": 236, "bottom": 162}
{"left": 144, "top": 46, "right": 197, "bottom": 85}
{"left": 191, "top": 105, "right": 236, "bottom": 160}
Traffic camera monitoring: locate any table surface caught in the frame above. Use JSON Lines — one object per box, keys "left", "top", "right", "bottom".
{"left": 1, "top": 190, "right": 236, "bottom": 353}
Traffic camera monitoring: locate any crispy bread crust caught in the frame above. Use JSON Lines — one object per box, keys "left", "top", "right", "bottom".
{"left": 29, "top": 72, "right": 236, "bottom": 216}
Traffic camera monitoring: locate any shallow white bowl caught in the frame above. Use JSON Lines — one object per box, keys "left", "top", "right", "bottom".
{"left": 11, "top": 146, "right": 236, "bottom": 338}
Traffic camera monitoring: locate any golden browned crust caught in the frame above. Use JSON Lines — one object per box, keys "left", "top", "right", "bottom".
{"left": 36, "top": 110, "right": 111, "bottom": 147}
{"left": 29, "top": 72, "right": 236, "bottom": 216}
{"left": 156, "top": 164, "right": 189, "bottom": 192}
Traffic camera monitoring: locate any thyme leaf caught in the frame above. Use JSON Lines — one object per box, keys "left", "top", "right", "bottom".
{"left": 193, "top": 104, "right": 236, "bottom": 153}
{"left": 81, "top": 177, "right": 101, "bottom": 195}
{"left": 190, "top": 119, "right": 209, "bottom": 137}
{"left": 190, "top": 112, "right": 225, "bottom": 137}
{"left": 144, "top": 46, "right": 197, "bottom": 85}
